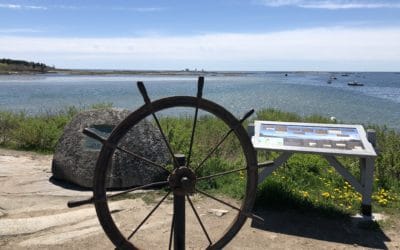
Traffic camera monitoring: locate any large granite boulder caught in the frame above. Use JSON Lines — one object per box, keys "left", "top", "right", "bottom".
{"left": 52, "top": 108, "right": 170, "bottom": 188}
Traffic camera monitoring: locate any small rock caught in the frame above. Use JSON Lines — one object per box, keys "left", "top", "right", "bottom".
{"left": 208, "top": 209, "right": 228, "bottom": 217}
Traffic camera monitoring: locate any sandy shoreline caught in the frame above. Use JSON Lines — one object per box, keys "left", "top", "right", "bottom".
{"left": 0, "top": 148, "right": 399, "bottom": 249}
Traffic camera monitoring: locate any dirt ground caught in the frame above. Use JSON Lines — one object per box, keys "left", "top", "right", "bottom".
{"left": 0, "top": 148, "right": 399, "bottom": 249}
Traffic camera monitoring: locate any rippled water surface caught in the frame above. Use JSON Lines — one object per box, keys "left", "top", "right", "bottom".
{"left": 0, "top": 72, "right": 399, "bottom": 129}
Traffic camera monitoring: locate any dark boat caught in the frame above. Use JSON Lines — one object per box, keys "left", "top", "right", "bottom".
{"left": 348, "top": 81, "right": 364, "bottom": 86}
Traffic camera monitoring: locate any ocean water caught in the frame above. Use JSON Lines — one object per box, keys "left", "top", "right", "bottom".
{"left": 0, "top": 72, "right": 399, "bottom": 129}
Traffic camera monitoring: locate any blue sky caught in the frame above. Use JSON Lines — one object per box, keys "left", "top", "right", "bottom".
{"left": 1, "top": 0, "right": 399, "bottom": 71}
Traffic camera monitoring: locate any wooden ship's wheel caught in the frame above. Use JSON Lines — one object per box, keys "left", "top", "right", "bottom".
{"left": 68, "top": 77, "right": 267, "bottom": 249}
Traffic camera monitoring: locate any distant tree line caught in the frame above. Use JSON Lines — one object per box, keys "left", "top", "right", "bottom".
{"left": 0, "top": 58, "right": 54, "bottom": 73}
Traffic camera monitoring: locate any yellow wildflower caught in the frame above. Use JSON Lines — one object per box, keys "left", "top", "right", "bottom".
{"left": 322, "top": 192, "right": 330, "bottom": 198}
{"left": 378, "top": 198, "right": 388, "bottom": 206}
{"left": 301, "top": 191, "right": 309, "bottom": 198}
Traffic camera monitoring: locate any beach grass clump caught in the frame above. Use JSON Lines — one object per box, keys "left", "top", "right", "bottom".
{"left": 160, "top": 115, "right": 243, "bottom": 162}
{"left": 0, "top": 110, "right": 21, "bottom": 145}
{"left": 11, "top": 115, "right": 64, "bottom": 152}
{"left": 0, "top": 108, "right": 78, "bottom": 152}
{"left": 373, "top": 126, "right": 400, "bottom": 190}
{"left": 0, "top": 104, "right": 100, "bottom": 152}
{"left": 256, "top": 108, "right": 333, "bottom": 124}
{"left": 0, "top": 106, "right": 399, "bottom": 215}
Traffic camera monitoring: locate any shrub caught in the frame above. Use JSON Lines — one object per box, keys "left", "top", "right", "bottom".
{"left": 0, "top": 103, "right": 104, "bottom": 152}
{"left": 373, "top": 126, "right": 400, "bottom": 189}
{"left": 12, "top": 117, "right": 61, "bottom": 152}
{"left": 0, "top": 111, "right": 22, "bottom": 145}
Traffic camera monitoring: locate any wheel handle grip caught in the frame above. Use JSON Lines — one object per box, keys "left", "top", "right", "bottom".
{"left": 67, "top": 197, "right": 93, "bottom": 208}
{"left": 197, "top": 76, "right": 204, "bottom": 98}
{"left": 137, "top": 81, "right": 151, "bottom": 104}
{"left": 82, "top": 128, "right": 106, "bottom": 143}
{"left": 239, "top": 109, "right": 254, "bottom": 123}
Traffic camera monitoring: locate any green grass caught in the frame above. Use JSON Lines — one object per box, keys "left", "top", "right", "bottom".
{"left": 256, "top": 108, "right": 333, "bottom": 124}
{"left": 0, "top": 109, "right": 75, "bottom": 152}
{"left": 0, "top": 103, "right": 110, "bottom": 153}
{"left": 0, "top": 106, "right": 399, "bottom": 216}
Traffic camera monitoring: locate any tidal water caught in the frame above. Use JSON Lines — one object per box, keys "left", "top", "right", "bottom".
{"left": 0, "top": 72, "right": 399, "bottom": 129}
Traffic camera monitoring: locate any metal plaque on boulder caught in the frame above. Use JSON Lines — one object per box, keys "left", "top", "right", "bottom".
{"left": 52, "top": 108, "right": 170, "bottom": 188}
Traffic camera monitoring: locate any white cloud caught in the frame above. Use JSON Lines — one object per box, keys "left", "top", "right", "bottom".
{"left": 259, "top": 0, "right": 400, "bottom": 9}
{"left": 260, "top": 0, "right": 301, "bottom": 7}
{"left": 110, "top": 7, "right": 164, "bottom": 12}
{"left": 0, "top": 3, "right": 162, "bottom": 11}
{"left": 0, "top": 3, "right": 47, "bottom": 10}
{"left": 0, "top": 28, "right": 42, "bottom": 33}
{"left": 0, "top": 27, "right": 399, "bottom": 71}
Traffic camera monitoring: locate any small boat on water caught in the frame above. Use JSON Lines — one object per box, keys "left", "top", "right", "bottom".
{"left": 348, "top": 81, "right": 364, "bottom": 86}
{"left": 327, "top": 75, "right": 336, "bottom": 84}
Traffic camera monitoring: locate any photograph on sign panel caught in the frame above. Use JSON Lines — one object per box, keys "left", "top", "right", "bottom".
{"left": 258, "top": 123, "right": 365, "bottom": 151}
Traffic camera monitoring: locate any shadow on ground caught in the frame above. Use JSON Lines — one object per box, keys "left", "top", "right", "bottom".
{"left": 251, "top": 206, "right": 390, "bottom": 249}
{"left": 49, "top": 176, "right": 91, "bottom": 191}
{"left": 49, "top": 176, "right": 166, "bottom": 191}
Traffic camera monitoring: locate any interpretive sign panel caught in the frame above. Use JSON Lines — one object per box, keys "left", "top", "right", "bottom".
{"left": 253, "top": 121, "right": 376, "bottom": 157}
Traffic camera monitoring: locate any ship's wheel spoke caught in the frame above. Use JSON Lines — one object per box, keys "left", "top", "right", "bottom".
{"left": 127, "top": 191, "right": 171, "bottom": 240}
